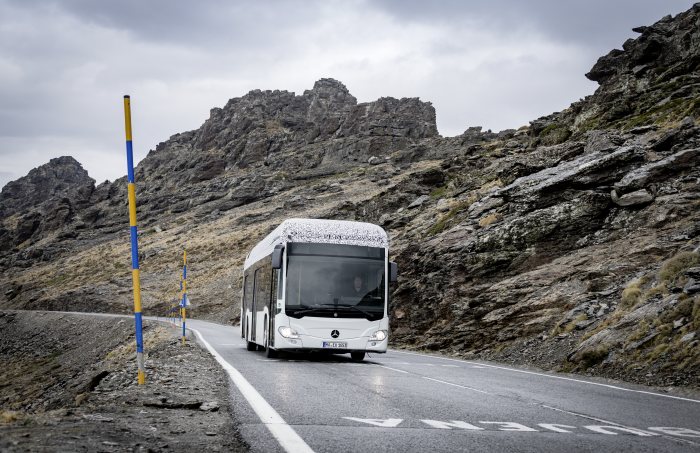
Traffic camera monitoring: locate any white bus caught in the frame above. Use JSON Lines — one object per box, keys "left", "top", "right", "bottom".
{"left": 240, "top": 218, "right": 397, "bottom": 361}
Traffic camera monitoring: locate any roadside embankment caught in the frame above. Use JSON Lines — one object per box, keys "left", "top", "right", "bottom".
{"left": 0, "top": 311, "right": 248, "bottom": 452}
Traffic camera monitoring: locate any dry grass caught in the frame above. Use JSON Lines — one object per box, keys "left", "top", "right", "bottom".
{"left": 659, "top": 251, "right": 699, "bottom": 283}
{"left": 620, "top": 280, "right": 643, "bottom": 309}
{"left": 626, "top": 320, "right": 651, "bottom": 344}
{"left": 1, "top": 411, "right": 21, "bottom": 423}
{"left": 579, "top": 345, "right": 609, "bottom": 368}
{"left": 646, "top": 343, "right": 671, "bottom": 363}
{"left": 427, "top": 195, "right": 478, "bottom": 236}
{"left": 551, "top": 313, "right": 587, "bottom": 336}
{"left": 479, "top": 213, "right": 502, "bottom": 228}
{"left": 480, "top": 178, "right": 504, "bottom": 192}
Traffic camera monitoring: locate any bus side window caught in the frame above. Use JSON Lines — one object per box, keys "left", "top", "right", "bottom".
{"left": 255, "top": 264, "right": 271, "bottom": 313}
{"left": 244, "top": 271, "right": 254, "bottom": 311}
{"left": 277, "top": 268, "right": 283, "bottom": 301}
{"left": 242, "top": 275, "right": 247, "bottom": 308}
{"left": 271, "top": 269, "right": 280, "bottom": 314}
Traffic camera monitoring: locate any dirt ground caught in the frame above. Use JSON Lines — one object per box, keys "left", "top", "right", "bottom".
{"left": 0, "top": 311, "right": 248, "bottom": 452}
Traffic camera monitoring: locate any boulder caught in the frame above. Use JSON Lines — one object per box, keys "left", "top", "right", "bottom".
{"left": 615, "top": 148, "right": 700, "bottom": 192}
{"left": 408, "top": 195, "right": 430, "bottom": 209}
{"left": 610, "top": 189, "right": 654, "bottom": 207}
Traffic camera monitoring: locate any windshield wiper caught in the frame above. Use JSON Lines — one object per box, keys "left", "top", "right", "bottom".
{"left": 322, "top": 303, "right": 376, "bottom": 319}
{"left": 288, "top": 305, "right": 333, "bottom": 317}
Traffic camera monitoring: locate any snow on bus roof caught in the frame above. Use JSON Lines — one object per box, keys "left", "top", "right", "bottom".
{"left": 244, "top": 218, "right": 388, "bottom": 269}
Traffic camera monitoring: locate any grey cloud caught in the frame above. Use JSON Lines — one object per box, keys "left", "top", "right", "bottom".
{"left": 7, "top": 0, "right": 328, "bottom": 49}
{"left": 373, "top": 1, "right": 695, "bottom": 47}
{"left": 0, "top": 0, "right": 695, "bottom": 189}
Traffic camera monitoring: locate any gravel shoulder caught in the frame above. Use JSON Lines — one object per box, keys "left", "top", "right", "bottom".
{"left": 0, "top": 310, "right": 248, "bottom": 452}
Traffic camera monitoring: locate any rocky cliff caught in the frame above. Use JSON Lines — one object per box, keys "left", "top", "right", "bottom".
{"left": 1, "top": 5, "right": 699, "bottom": 388}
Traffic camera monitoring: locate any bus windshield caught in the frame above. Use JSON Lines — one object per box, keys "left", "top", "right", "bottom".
{"left": 285, "top": 243, "right": 386, "bottom": 321}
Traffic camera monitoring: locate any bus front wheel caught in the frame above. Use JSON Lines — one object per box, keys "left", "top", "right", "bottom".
{"left": 246, "top": 321, "right": 256, "bottom": 351}
{"left": 264, "top": 322, "right": 278, "bottom": 358}
{"left": 350, "top": 351, "right": 365, "bottom": 362}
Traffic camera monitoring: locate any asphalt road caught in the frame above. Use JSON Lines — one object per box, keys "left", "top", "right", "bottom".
{"left": 177, "top": 318, "right": 700, "bottom": 453}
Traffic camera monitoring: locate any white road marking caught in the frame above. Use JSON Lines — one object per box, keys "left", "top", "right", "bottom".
{"left": 440, "top": 365, "right": 460, "bottom": 368}
{"left": 479, "top": 421, "right": 538, "bottom": 432}
{"left": 345, "top": 417, "right": 698, "bottom": 439}
{"left": 538, "top": 423, "right": 576, "bottom": 433}
{"left": 422, "top": 376, "right": 491, "bottom": 395}
{"left": 422, "top": 420, "right": 484, "bottom": 430}
{"left": 374, "top": 364, "right": 409, "bottom": 374}
{"left": 584, "top": 425, "right": 657, "bottom": 436}
{"left": 190, "top": 327, "right": 315, "bottom": 453}
{"left": 539, "top": 404, "right": 655, "bottom": 433}
{"left": 391, "top": 349, "right": 700, "bottom": 403}
{"left": 344, "top": 418, "right": 403, "bottom": 427}
{"left": 648, "top": 427, "right": 700, "bottom": 438}
{"left": 541, "top": 404, "right": 699, "bottom": 446}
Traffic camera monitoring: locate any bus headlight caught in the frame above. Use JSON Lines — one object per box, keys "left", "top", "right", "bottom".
{"left": 278, "top": 326, "right": 299, "bottom": 339}
{"left": 370, "top": 330, "right": 387, "bottom": 341}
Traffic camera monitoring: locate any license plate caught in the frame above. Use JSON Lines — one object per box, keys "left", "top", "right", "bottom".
{"left": 323, "top": 341, "right": 347, "bottom": 348}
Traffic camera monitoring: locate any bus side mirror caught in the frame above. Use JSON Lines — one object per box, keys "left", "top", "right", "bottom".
{"left": 272, "top": 245, "right": 284, "bottom": 269}
{"left": 389, "top": 261, "right": 398, "bottom": 283}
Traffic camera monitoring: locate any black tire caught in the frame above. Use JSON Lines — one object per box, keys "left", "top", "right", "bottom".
{"left": 264, "top": 322, "right": 278, "bottom": 358}
{"left": 246, "top": 321, "right": 256, "bottom": 351}
{"left": 265, "top": 345, "right": 278, "bottom": 358}
{"left": 350, "top": 351, "right": 366, "bottom": 362}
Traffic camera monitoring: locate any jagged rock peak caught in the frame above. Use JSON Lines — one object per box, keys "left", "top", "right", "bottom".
{"left": 1, "top": 156, "right": 95, "bottom": 216}
{"left": 309, "top": 78, "right": 350, "bottom": 93}
{"left": 0, "top": 156, "right": 95, "bottom": 248}
{"left": 586, "top": 3, "right": 700, "bottom": 84}
{"left": 304, "top": 78, "right": 355, "bottom": 101}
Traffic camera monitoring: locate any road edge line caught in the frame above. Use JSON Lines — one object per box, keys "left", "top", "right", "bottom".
{"left": 422, "top": 376, "right": 492, "bottom": 395}
{"left": 391, "top": 349, "right": 700, "bottom": 404}
{"left": 190, "top": 327, "right": 315, "bottom": 453}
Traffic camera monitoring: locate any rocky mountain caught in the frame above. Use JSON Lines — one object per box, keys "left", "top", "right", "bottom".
{"left": 0, "top": 156, "right": 95, "bottom": 252}
{"left": 1, "top": 5, "right": 699, "bottom": 388}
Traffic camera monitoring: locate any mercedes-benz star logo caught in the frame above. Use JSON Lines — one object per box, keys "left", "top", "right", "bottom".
{"left": 331, "top": 330, "right": 340, "bottom": 338}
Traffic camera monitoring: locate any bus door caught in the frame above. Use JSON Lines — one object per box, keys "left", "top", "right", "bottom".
{"left": 251, "top": 268, "right": 259, "bottom": 342}
{"left": 269, "top": 268, "right": 281, "bottom": 347}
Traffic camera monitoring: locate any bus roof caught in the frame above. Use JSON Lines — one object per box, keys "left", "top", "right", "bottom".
{"left": 244, "top": 218, "right": 388, "bottom": 269}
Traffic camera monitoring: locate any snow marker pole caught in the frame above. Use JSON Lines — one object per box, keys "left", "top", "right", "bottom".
{"left": 123, "top": 95, "right": 146, "bottom": 385}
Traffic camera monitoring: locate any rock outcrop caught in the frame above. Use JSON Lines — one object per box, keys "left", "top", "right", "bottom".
{"left": 0, "top": 156, "right": 94, "bottom": 251}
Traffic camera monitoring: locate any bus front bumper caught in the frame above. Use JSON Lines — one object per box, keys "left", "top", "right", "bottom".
{"left": 274, "top": 335, "right": 388, "bottom": 353}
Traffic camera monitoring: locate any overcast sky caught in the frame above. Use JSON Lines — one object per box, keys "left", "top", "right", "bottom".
{"left": 0, "top": 0, "right": 694, "bottom": 189}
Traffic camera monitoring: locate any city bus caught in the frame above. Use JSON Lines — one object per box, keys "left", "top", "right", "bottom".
{"left": 240, "top": 218, "right": 397, "bottom": 361}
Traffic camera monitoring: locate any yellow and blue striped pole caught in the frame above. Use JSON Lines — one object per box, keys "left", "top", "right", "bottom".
{"left": 181, "top": 250, "right": 187, "bottom": 344}
{"left": 124, "top": 95, "right": 146, "bottom": 385}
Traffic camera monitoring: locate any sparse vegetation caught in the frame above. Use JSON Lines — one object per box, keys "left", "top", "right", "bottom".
{"left": 659, "top": 251, "right": 699, "bottom": 283}
{"left": 427, "top": 196, "right": 477, "bottom": 236}
{"left": 626, "top": 320, "right": 651, "bottom": 344}
{"left": 551, "top": 313, "right": 587, "bottom": 336}
{"left": 579, "top": 346, "right": 609, "bottom": 368}
{"left": 1, "top": 411, "right": 21, "bottom": 423}
{"left": 620, "top": 96, "right": 700, "bottom": 130}
{"left": 620, "top": 280, "right": 642, "bottom": 309}
{"left": 479, "top": 178, "right": 503, "bottom": 192}
{"left": 430, "top": 186, "right": 447, "bottom": 199}
{"left": 478, "top": 213, "right": 501, "bottom": 228}
{"left": 538, "top": 123, "right": 571, "bottom": 145}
